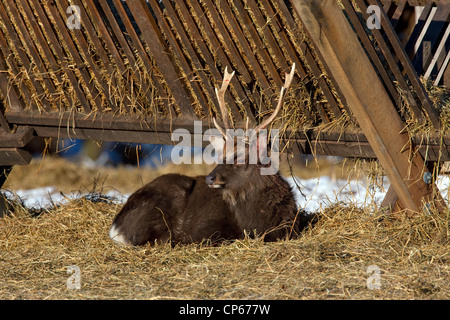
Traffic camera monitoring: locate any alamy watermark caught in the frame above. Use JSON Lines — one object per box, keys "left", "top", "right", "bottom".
{"left": 170, "top": 121, "right": 279, "bottom": 176}
{"left": 366, "top": 265, "right": 381, "bottom": 290}
{"left": 66, "top": 265, "right": 81, "bottom": 290}
{"left": 366, "top": 5, "right": 381, "bottom": 30}
{"left": 67, "top": 5, "right": 81, "bottom": 30}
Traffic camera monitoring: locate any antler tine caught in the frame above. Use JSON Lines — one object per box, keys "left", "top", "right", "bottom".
{"left": 213, "top": 67, "right": 235, "bottom": 138}
{"left": 254, "top": 63, "right": 296, "bottom": 133}
{"left": 213, "top": 117, "right": 227, "bottom": 139}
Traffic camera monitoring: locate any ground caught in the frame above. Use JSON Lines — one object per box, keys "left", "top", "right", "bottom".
{"left": 0, "top": 156, "right": 449, "bottom": 299}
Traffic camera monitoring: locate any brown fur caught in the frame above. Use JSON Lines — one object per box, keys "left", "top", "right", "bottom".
{"left": 109, "top": 163, "right": 312, "bottom": 246}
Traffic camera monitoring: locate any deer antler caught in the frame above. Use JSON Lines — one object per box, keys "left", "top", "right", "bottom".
{"left": 213, "top": 67, "right": 235, "bottom": 138}
{"left": 254, "top": 63, "right": 296, "bottom": 133}
{"left": 213, "top": 64, "right": 295, "bottom": 141}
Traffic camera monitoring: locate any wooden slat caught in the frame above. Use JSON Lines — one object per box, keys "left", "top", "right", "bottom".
{"left": 6, "top": 0, "right": 59, "bottom": 112}
{"left": 405, "top": 3, "right": 435, "bottom": 57}
{"left": 28, "top": 0, "right": 92, "bottom": 113}
{"left": 5, "top": 110, "right": 450, "bottom": 161}
{"left": 412, "top": 3, "right": 450, "bottom": 74}
{"left": 230, "top": 0, "right": 283, "bottom": 89}
{"left": 158, "top": 0, "right": 217, "bottom": 117}
{"left": 357, "top": 0, "right": 431, "bottom": 126}
{"left": 204, "top": 0, "right": 273, "bottom": 99}
{"left": 109, "top": 0, "right": 170, "bottom": 114}
{"left": 341, "top": 0, "right": 400, "bottom": 103}
{"left": 175, "top": 0, "right": 255, "bottom": 123}
{"left": 148, "top": 0, "right": 210, "bottom": 117}
{"left": 82, "top": 0, "right": 134, "bottom": 113}
{"left": 282, "top": 0, "right": 351, "bottom": 120}
{"left": 0, "top": 148, "right": 31, "bottom": 166}
{"left": 18, "top": 0, "right": 75, "bottom": 110}
{"left": 0, "top": 38, "right": 23, "bottom": 114}
{"left": 371, "top": 0, "right": 441, "bottom": 128}
{"left": 71, "top": 0, "right": 121, "bottom": 112}
{"left": 0, "top": 126, "right": 34, "bottom": 148}
{"left": 0, "top": 29, "right": 36, "bottom": 110}
{"left": 424, "top": 23, "right": 450, "bottom": 80}
{"left": 391, "top": 0, "right": 408, "bottom": 28}
{"left": 292, "top": 0, "right": 444, "bottom": 213}
{"left": 96, "top": 0, "right": 159, "bottom": 114}
{"left": 240, "top": 0, "right": 289, "bottom": 72}
{"left": 187, "top": 0, "right": 266, "bottom": 119}
{"left": 46, "top": 0, "right": 104, "bottom": 113}
{"left": 260, "top": 0, "right": 343, "bottom": 121}
{"left": 57, "top": 0, "right": 118, "bottom": 113}
{"left": 434, "top": 48, "right": 450, "bottom": 85}
{"left": 0, "top": 1, "right": 47, "bottom": 110}
{"left": 126, "top": 0, "right": 196, "bottom": 118}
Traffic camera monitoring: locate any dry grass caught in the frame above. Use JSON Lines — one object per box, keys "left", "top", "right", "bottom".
{"left": 0, "top": 197, "right": 448, "bottom": 300}
{"left": 0, "top": 157, "right": 449, "bottom": 300}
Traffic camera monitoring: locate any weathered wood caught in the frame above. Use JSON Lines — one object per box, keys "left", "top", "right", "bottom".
{"left": 356, "top": 0, "right": 426, "bottom": 125}
{"left": 126, "top": 0, "right": 196, "bottom": 118}
{"left": 412, "top": 3, "right": 450, "bottom": 74}
{"left": 404, "top": 3, "right": 435, "bottom": 58}
{"left": 0, "top": 1, "right": 47, "bottom": 109}
{"left": 45, "top": 0, "right": 101, "bottom": 113}
{"left": 0, "top": 148, "right": 32, "bottom": 166}
{"left": 444, "top": 53, "right": 450, "bottom": 86}
{"left": 0, "top": 126, "right": 34, "bottom": 148}
{"left": 341, "top": 0, "right": 400, "bottom": 103}
{"left": 5, "top": 0, "right": 57, "bottom": 112}
{"left": 97, "top": 0, "right": 160, "bottom": 113}
{"left": 28, "top": 0, "right": 92, "bottom": 113}
{"left": 292, "top": 0, "right": 444, "bottom": 213}
{"left": 370, "top": 0, "right": 441, "bottom": 129}
{"left": 175, "top": 0, "right": 254, "bottom": 122}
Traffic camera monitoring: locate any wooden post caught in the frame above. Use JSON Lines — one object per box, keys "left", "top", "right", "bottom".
{"left": 292, "top": 0, "right": 445, "bottom": 214}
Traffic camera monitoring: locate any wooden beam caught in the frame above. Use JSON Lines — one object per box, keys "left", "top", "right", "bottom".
{"left": 0, "top": 126, "right": 35, "bottom": 148}
{"left": 0, "top": 148, "right": 32, "bottom": 166}
{"left": 292, "top": 0, "right": 444, "bottom": 213}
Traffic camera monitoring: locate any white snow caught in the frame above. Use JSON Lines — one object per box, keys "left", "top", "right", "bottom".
{"left": 4, "top": 175, "right": 450, "bottom": 213}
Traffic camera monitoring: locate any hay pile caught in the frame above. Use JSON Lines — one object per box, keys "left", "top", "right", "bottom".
{"left": 0, "top": 158, "right": 448, "bottom": 300}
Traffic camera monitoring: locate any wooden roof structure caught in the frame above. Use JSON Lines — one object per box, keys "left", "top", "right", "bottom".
{"left": 0, "top": 0, "right": 449, "bottom": 213}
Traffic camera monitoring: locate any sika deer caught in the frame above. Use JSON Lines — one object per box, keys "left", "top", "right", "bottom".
{"left": 109, "top": 64, "right": 312, "bottom": 246}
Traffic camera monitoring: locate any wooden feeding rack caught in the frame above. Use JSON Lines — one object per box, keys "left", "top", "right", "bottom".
{"left": 0, "top": 0, "right": 448, "bottom": 215}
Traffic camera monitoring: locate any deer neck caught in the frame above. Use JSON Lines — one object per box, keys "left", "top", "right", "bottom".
{"left": 221, "top": 173, "right": 295, "bottom": 228}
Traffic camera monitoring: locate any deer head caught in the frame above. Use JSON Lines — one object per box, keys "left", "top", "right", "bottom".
{"left": 206, "top": 64, "right": 296, "bottom": 191}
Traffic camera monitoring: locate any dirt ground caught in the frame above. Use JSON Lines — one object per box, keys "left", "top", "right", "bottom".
{"left": 0, "top": 156, "right": 449, "bottom": 300}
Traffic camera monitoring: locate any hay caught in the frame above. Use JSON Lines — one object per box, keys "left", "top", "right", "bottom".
{"left": 0, "top": 193, "right": 448, "bottom": 300}
{"left": 0, "top": 157, "right": 449, "bottom": 300}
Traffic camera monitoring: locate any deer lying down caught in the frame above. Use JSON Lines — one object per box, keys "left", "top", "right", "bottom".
{"left": 109, "top": 64, "right": 314, "bottom": 246}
